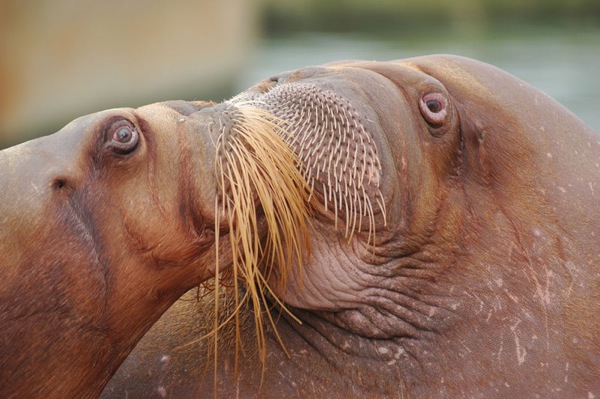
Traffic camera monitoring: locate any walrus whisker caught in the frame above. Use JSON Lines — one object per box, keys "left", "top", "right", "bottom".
{"left": 256, "top": 273, "right": 293, "bottom": 356}
{"left": 357, "top": 188, "right": 364, "bottom": 233}
{"left": 212, "top": 195, "right": 223, "bottom": 390}
{"left": 213, "top": 104, "right": 312, "bottom": 376}
{"left": 364, "top": 190, "right": 376, "bottom": 245}
{"left": 173, "top": 289, "right": 251, "bottom": 351}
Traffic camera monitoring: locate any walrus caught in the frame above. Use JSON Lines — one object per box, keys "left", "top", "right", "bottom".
{"left": 1, "top": 55, "right": 599, "bottom": 398}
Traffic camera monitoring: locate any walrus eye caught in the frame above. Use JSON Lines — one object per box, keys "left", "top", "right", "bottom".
{"left": 419, "top": 93, "right": 448, "bottom": 127}
{"left": 107, "top": 120, "right": 139, "bottom": 154}
{"left": 426, "top": 99, "right": 442, "bottom": 113}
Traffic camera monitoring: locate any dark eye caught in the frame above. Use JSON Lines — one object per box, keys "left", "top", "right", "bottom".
{"left": 419, "top": 93, "right": 448, "bottom": 127}
{"left": 108, "top": 120, "right": 139, "bottom": 154}
{"left": 114, "top": 126, "right": 133, "bottom": 143}
{"left": 426, "top": 99, "right": 443, "bottom": 113}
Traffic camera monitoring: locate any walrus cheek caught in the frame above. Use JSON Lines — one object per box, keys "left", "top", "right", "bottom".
{"left": 91, "top": 116, "right": 210, "bottom": 267}
{"left": 275, "top": 230, "right": 442, "bottom": 339}
{"left": 274, "top": 224, "right": 383, "bottom": 310}
{"left": 92, "top": 182, "right": 213, "bottom": 276}
{"left": 0, "top": 196, "right": 108, "bottom": 327}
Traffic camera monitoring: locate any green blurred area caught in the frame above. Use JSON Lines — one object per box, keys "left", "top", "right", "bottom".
{"left": 244, "top": 1, "right": 600, "bottom": 132}
{"left": 262, "top": 0, "right": 600, "bottom": 37}
{"left": 1, "top": 0, "right": 598, "bottom": 149}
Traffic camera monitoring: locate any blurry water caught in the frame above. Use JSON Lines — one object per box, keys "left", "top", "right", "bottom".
{"left": 235, "top": 30, "right": 600, "bottom": 131}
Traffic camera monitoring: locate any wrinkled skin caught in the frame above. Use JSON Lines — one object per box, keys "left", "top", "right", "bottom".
{"left": 105, "top": 56, "right": 600, "bottom": 398}
{"left": 1, "top": 55, "right": 599, "bottom": 398}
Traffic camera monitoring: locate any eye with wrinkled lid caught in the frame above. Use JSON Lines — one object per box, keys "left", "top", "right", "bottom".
{"left": 426, "top": 99, "right": 443, "bottom": 113}
{"left": 114, "top": 126, "right": 133, "bottom": 143}
{"left": 108, "top": 119, "right": 139, "bottom": 154}
{"left": 419, "top": 92, "right": 448, "bottom": 127}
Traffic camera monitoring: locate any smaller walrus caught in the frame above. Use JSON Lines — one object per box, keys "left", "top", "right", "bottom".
{"left": 0, "top": 100, "right": 310, "bottom": 398}
{"left": 0, "top": 55, "right": 598, "bottom": 399}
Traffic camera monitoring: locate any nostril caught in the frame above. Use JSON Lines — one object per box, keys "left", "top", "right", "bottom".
{"left": 52, "top": 178, "right": 67, "bottom": 190}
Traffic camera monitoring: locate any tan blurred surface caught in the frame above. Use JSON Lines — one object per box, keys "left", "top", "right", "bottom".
{"left": 0, "top": 0, "right": 258, "bottom": 148}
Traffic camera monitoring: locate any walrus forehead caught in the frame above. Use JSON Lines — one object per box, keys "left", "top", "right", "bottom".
{"left": 322, "top": 57, "right": 492, "bottom": 103}
{"left": 325, "top": 59, "right": 421, "bottom": 74}
{"left": 137, "top": 100, "right": 215, "bottom": 118}
{"left": 396, "top": 56, "right": 492, "bottom": 99}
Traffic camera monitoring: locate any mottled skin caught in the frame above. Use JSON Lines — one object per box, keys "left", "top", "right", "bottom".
{"left": 105, "top": 55, "right": 600, "bottom": 398}
{"left": 0, "top": 55, "right": 598, "bottom": 398}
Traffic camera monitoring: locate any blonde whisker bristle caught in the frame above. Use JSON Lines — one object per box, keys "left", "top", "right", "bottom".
{"left": 210, "top": 103, "right": 313, "bottom": 381}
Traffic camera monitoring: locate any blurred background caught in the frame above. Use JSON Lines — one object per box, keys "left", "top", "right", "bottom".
{"left": 1, "top": 0, "right": 599, "bottom": 149}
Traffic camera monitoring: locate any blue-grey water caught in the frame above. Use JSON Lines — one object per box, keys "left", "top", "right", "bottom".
{"left": 235, "top": 30, "right": 600, "bottom": 132}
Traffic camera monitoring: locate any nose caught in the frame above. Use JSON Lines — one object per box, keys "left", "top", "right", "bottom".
{"left": 0, "top": 125, "right": 91, "bottom": 238}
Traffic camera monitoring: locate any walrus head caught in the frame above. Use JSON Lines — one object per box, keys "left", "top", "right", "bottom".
{"left": 230, "top": 62, "right": 464, "bottom": 327}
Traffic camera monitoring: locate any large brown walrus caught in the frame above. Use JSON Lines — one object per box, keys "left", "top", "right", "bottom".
{"left": 1, "top": 55, "right": 599, "bottom": 398}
